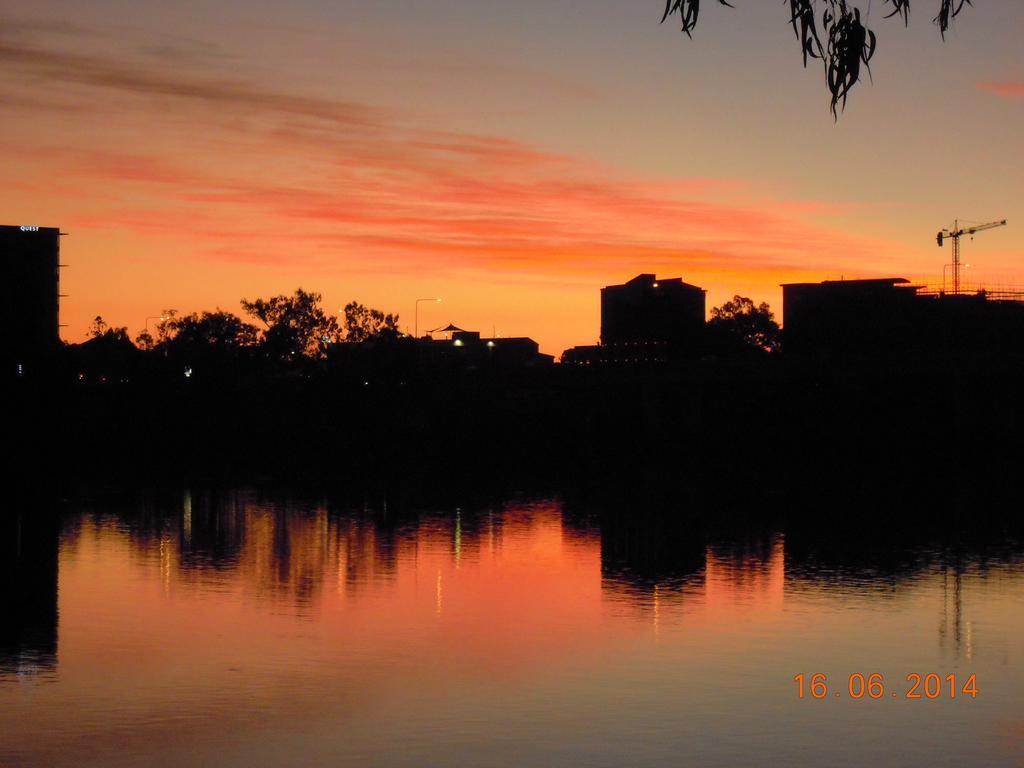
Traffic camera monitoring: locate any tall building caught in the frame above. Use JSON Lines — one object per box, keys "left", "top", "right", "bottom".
{"left": 563, "top": 274, "right": 707, "bottom": 365}
{"left": 601, "top": 274, "right": 706, "bottom": 346}
{"left": 0, "top": 225, "right": 61, "bottom": 370}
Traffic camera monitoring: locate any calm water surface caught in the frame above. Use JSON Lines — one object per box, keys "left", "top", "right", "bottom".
{"left": 1, "top": 490, "right": 1022, "bottom": 767}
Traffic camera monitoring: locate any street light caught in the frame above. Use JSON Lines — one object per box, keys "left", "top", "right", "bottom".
{"left": 415, "top": 297, "right": 441, "bottom": 338}
{"left": 144, "top": 315, "right": 168, "bottom": 334}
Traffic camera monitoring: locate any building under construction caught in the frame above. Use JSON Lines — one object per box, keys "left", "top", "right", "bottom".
{"left": 782, "top": 277, "right": 1024, "bottom": 358}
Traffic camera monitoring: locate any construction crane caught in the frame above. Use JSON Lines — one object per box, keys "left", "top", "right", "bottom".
{"left": 937, "top": 219, "right": 1008, "bottom": 295}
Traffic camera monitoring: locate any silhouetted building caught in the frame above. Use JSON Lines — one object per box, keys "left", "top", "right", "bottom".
{"left": 782, "top": 278, "right": 919, "bottom": 356}
{"left": 0, "top": 225, "right": 61, "bottom": 374}
{"left": 560, "top": 342, "right": 677, "bottom": 366}
{"left": 328, "top": 327, "right": 552, "bottom": 383}
{"left": 782, "top": 277, "right": 1024, "bottom": 358}
{"left": 563, "top": 274, "right": 706, "bottom": 365}
{"left": 601, "top": 274, "right": 706, "bottom": 346}
{"left": 421, "top": 329, "right": 554, "bottom": 370}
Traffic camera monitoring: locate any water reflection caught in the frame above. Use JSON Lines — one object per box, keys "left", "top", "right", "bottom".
{"left": 782, "top": 526, "right": 1024, "bottom": 664}
{"left": 0, "top": 507, "right": 58, "bottom": 679}
{"left": 42, "top": 490, "right": 1024, "bottom": 655}
{"left": 1, "top": 490, "right": 1022, "bottom": 768}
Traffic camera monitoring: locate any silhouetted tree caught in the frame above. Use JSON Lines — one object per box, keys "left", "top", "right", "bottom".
{"left": 74, "top": 317, "right": 137, "bottom": 381}
{"left": 87, "top": 315, "right": 107, "bottom": 338}
{"left": 662, "top": 0, "right": 973, "bottom": 116}
{"left": 141, "top": 310, "right": 260, "bottom": 379}
{"left": 240, "top": 289, "right": 340, "bottom": 363}
{"left": 341, "top": 301, "right": 401, "bottom": 343}
{"left": 707, "top": 295, "right": 781, "bottom": 354}
{"left": 152, "top": 310, "right": 178, "bottom": 346}
{"left": 87, "top": 315, "right": 130, "bottom": 343}
{"left": 163, "top": 311, "right": 260, "bottom": 351}
{"left": 134, "top": 329, "right": 155, "bottom": 350}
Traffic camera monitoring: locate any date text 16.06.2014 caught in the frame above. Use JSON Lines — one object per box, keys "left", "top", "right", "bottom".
{"left": 794, "top": 673, "right": 978, "bottom": 700}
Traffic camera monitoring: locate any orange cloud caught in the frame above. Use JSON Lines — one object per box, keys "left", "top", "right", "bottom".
{"left": 976, "top": 80, "right": 1024, "bottom": 99}
{"left": 0, "top": 21, "right": 908, "bottom": 350}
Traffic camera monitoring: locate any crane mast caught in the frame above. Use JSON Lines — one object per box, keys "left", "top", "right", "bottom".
{"left": 936, "top": 219, "right": 1008, "bottom": 295}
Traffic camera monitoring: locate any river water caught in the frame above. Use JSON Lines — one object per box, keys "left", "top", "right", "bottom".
{"left": 1, "top": 489, "right": 1022, "bottom": 767}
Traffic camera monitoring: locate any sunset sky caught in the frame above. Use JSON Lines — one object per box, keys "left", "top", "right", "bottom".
{"left": 2, "top": 1, "right": 1022, "bottom": 354}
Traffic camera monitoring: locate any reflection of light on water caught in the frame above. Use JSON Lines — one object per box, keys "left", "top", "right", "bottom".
{"left": 159, "top": 535, "right": 172, "bottom": 596}
{"left": 454, "top": 508, "right": 462, "bottom": 568}
{"left": 182, "top": 489, "right": 192, "bottom": 547}
{"left": 653, "top": 584, "right": 660, "bottom": 638}
{"left": 435, "top": 569, "right": 443, "bottom": 617}
{"left": 940, "top": 565, "right": 970, "bottom": 661}
{"left": 602, "top": 533, "right": 788, "bottom": 629}
{"left": 704, "top": 535, "right": 785, "bottom": 611}
{"left": 336, "top": 535, "right": 348, "bottom": 597}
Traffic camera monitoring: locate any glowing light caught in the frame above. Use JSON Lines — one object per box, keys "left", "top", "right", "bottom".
{"left": 454, "top": 508, "right": 462, "bottom": 567}
{"left": 453, "top": 339, "right": 464, "bottom": 347}
{"left": 183, "top": 489, "right": 192, "bottom": 546}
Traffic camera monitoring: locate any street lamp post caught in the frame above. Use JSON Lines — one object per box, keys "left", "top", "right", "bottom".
{"left": 144, "top": 315, "right": 167, "bottom": 334}
{"left": 942, "top": 263, "right": 970, "bottom": 294}
{"left": 414, "top": 298, "right": 441, "bottom": 338}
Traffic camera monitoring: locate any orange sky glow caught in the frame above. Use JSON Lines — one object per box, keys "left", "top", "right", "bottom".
{"left": 1, "top": 5, "right": 1022, "bottom": 354}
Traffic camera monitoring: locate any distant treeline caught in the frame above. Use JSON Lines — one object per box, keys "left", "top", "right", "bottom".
{"left": 68, "top": 288, "right": 402, "bottom": 383}
{"left": 8, "top": 288, "right": 1024, "bottom": 515}
{"left": 63, "top": 288, "right": 781, "bottom": 385}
